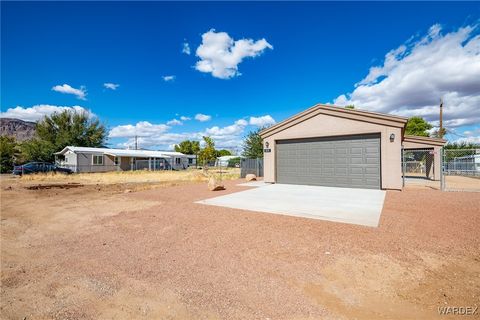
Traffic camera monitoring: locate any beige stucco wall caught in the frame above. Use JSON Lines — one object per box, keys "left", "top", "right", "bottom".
{"left": 403, "top": 141, "right": 442, "bottom": 180}
{"left": 262, "top": 114, "right": 403, "bottom": 190}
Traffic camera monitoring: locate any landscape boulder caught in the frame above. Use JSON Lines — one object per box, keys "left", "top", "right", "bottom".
{"left": 208, "top": 177, "right": 225, "bottom": 191}
{"left": 245, "top": 174, "right": 257, "bottom": 182}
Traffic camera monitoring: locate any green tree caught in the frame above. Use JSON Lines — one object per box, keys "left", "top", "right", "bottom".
{"left": 19, "top": 139, "right": 56, "bottom": 163}
{"left": 174, "top": 140, "right": 200, "bottom": 155}
{"left": 227, "top": 157, "right": 241, "bottom": 167}
{"left": 0, "top": 136, "right": 18, "bottom": 173}
{"left": 431, "top": 128, "right": 447, "bottom": 139}
{"left": 405, "top": 117, "right": 432, "bottom": 137}
{"left": 242, "top": 128, "right": 263, "bottom": 158}
{"left": 345, "top": 105, "right": 355, "bottom": 109}
{"left": 21, "top": 110, "right": 107, "bottom": 162}
{"left": 216, "top": 149, "right": 232, "bottom": 157}
{"left": 444, "top": 141, "right": 480, "bottom": 149}
{"left": 36, "top": 110, "right": 106, "bottom": 150}
{"left": 198, "top": 136, "right": 217, "bottom": 165}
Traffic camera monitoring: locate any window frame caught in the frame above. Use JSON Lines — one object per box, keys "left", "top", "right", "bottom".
{"left": 92, "top": 154, "right": 104, "bottom": 166}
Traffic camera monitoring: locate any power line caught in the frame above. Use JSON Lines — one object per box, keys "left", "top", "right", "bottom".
{"left": 445, "top": 128, "right": 467, "bottom": 138}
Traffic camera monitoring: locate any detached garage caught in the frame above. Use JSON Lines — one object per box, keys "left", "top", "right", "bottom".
{"left": 260, "top": 104, "right": 409, "bottom": 190}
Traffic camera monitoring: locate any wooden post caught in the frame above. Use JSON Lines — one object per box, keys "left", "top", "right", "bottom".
{"left": 402, "top": 147, "right": 406, "bottom": 188}
{"left": 439, "top": 98, "right": 444, "bottom": 138}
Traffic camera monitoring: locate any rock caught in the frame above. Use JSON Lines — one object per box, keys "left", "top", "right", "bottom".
{"left": 208, "top": 177, "right": 225, "bottom": 191}
{"left": 245, "top": 174, "right": 257, "bottom": 181}
{"left": 124, "top": 189, "right": 133, "bottom": 193}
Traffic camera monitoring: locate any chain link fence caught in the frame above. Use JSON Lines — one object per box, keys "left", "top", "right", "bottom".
{"left": 402, "top": 148, "right": 440, "bottom": 189}
{"left": 442, "top": 149, "right": 480, "bottom": 192}
{"left": 59, "top": 158, "right": 169, "bottom": 173}
{"left": 240, "top": 158, "right": 263, "bottom": 178}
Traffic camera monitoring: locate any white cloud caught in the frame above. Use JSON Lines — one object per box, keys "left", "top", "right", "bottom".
{"left": 205, "top": 119, "right": 248, "bottom": 137}
{"left": 162, "top": 75, "right": 175, "bottom": 82}
{"left": 0, "top": 104, "right": 91, "bottom": 122}
{"left": 167, "top": 118, "right": 182, "bottom": 126}
{"left": 452, "top": 136, "right": 480, "bottom": 144}
{"left": 182, "top": 42, "right": 191, "bottom": 55}
{"left": 110, "top": 115, "right": 275, "bottom": 150}
{"left": 195, "top": 29, "right": 273, "bottom": 79}
{"left": 52, "top": 84, "right": 87, "bottom": 100}
{"left": 249, "top": 115, "right": 276, "bottom": 127}
{"left": 117, "top": 132, "right": 201, "bottom": 150}
{"left": 111, "top": 118, "right": 250, "bottom": 150}
{"left": 333, "top": 24, "right": 480, "bottom": 129}
{"left": 109, "top": 121, "right": 169, "bottom": 138}
{"left": 195, "top": 113, "right": 211, "bottom": 122}
{"left": 180, "top": 116, "right": 191, "bottom": 121}
{"left": 452, "top": 127, "right": 480, "bottom": 144}
{"left": 103, "top": 83, "right": 119, "bottom": 90}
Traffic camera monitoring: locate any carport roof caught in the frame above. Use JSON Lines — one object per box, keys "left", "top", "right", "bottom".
{"left": 260, "top": 104, "right": 408, "bottom": 138}
{"left": 403, "top": 135, "right": 447, "bottom": 146}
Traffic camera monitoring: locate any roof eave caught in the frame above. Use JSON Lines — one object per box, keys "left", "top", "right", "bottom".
{"left": 403, "top": 135, "right": 447, "bottom": 146}
{"left": 260, "top": 103, "right": 408, "bottom": 139}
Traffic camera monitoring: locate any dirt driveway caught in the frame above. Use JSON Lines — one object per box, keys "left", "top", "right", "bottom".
{"left": 1, "top": 177, "right": 479, "bottom": 319}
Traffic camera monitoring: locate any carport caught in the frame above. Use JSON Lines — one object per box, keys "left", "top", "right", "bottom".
{"left": 402, "top": 135, "right": 446, "bottom": 181}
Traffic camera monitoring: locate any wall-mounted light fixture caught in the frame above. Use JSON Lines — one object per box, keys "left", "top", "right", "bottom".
{"left": 265, "top": 141, "right": 270, "bottom": 148}
{"left": 390, "top": 133, "right": 395, "bottom": 142}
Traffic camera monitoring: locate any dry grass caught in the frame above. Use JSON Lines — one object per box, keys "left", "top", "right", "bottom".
{"left": 20, "top": 167, "right": 241, "bottom": 185}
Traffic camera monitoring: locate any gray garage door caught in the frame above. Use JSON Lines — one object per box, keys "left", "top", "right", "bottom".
{"left": 276, "top": 134, "right": 381, "bottom": 189}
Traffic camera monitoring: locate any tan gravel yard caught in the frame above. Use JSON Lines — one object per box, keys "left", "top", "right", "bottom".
{"left": 1, "top": 176, "right": 479, "bottom": 319}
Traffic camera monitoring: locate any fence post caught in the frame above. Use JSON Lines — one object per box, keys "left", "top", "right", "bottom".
{"left": 440, "top": 147, "right": 444, "bottom": 191}
{"left": 402, "top": 147, "right": 406, "bottom": 188}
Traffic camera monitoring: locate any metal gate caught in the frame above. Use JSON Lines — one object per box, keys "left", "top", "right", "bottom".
{"left": 402, "top": 148, "right": 440, "bottom": 190}
{"left": 402, "top": 148, "right": 480, "bottom": 192}
{"left": 442, "top": 149, "right": 480, "bottom": 192}
{"left": 240, "top": 158, "right": 263, "bottom": 178}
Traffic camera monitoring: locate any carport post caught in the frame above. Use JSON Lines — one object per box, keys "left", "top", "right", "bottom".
{"left": 440, "top": 147, "right": 444, "bottom": 191}
{"left": 402, "top": 147, "right": 406, "bottom": 188}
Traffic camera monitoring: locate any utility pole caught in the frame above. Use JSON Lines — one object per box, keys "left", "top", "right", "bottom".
{"left": 439, "top": 98, "right": 444, "bottom": 138}
{"left": 135, "top": 135, "right": 138, "bottom": 150}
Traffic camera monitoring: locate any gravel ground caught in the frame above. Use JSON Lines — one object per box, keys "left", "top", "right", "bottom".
{"left": 1, "top": 178, "right": 479, "bottom": 319}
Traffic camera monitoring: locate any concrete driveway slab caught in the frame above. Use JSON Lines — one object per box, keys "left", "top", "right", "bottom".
{"left": 236, "top": 181, "right": 269, "bottom": 187}
{"left": 197, "top": 184, "right": 386, "bottom": 227}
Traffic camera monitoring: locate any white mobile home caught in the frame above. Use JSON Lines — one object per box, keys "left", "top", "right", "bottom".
{"left": 54, "top": 146, "right": 190, "bottom": 173}
{"left": 215, "top": 155, "right": 241, "bottom": 167}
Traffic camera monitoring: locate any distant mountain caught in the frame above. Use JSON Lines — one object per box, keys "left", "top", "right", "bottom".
{"left": 0, "top": 118, "right": 36, "bottom": 141}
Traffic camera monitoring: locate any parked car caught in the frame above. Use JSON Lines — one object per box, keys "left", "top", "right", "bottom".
{"left": 12, "top": 162, "right": 73, "bottom": 175}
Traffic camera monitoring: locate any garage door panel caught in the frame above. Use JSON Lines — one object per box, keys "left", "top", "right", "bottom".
{"left": 366, "top": 147, "right": 380, "bottom": 154}
{"left": 349, "top": 167, "right": 364, "bottom": 175}
{"left": 365, "top": 157, "right": 380, "bottom": 165}
{"left": 276, "top": 134, "right": 381, "bottom": 189}
{"left": 365, "top": 167, "right": 380, "bottom": 175}
{"left": 350, "top": 157, "right": 365, "bottom": 165}
{"left": 350, "top": 147, "right": 363, "bottom": 155}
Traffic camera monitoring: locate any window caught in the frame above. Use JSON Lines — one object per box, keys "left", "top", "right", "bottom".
{"left": 92, "top": 155, "right": 104, "bottom": 165}
{"left": 114, "top": 157, "right": 120, "bottom": 166}
{"left": 175, "top": 157, "right": 181, "bottom": 165}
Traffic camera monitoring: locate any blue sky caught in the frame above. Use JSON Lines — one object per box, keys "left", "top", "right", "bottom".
{"left": 2, "top": 2, "right": 479, "bottom": 151}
